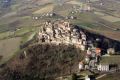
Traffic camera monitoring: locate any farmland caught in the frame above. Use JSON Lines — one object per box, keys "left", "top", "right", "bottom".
{"left": 98, "top": 72, "right": 120, "bottom": 80}
{"left": 0, "top": 37, "right": 21, "bottom": 65}
{"left": 66, "top": 1, "right": 83, "bottom": 5}
{"left": 100, "top": 55, "right": 120, "bottom": 65}
{"left": 101, "top": 15, "right": 120, "bottom": 22}
{"left": 33, "top": 3, "right": 55, "bottom": 14}
{"left": 0, "top": 0, "right": 120, "bottom": 80}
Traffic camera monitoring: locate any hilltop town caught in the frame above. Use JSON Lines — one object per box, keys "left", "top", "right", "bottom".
{"left": 27, "top": 20, "right": 120, "bottom": 80}
{"left": 37, "top": 20, "right": 119, "bottom": 74}
{"left": 0, "top": 0, "right": 120, "bottom": 80}
{"left": 38, "top": 21, "right": 87, "bottom": 51}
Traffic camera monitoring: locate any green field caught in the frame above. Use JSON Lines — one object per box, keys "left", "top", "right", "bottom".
{"left": 33, "top": 3, "right": 55, "bottom": 14}
{"left": 0, "top": 25, "right": 37, "bottom": 65}
{"left": 101, "top": 15, "right": 120, "bottom": 22}
{"left": 98, "top": 72, "right": 120, "bottom": 80}
{"left": 0, "top": 37, "right": 21, "bottom": 64}
{"left": 100, "top": 55, "right": 120, "bottom": 64}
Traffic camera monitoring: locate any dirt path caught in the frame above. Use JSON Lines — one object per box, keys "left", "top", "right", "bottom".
{"left": 96, "top": 74, "right": 107, "bottom": 80}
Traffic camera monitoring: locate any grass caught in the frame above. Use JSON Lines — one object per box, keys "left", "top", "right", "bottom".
{"left": 15, "top": 28, "right": 30, "bottom": 36}
{"left": 33, "top": 3, "right": 55, "bottom": 14}
{"left": 0, "top": 31, "right": 14, "bottom": 40}
{"left": 94, "top": 11, "right": 106, "bottom": 17}
{"left": 68, "top": 12, "right": 120, "bottom": 41}
{"left": 0, "top": 25, "right": 37, "bottom": 65}
{"left": 0, "top": 37, "right": 21, "bottom": 65}
{"left": 98, "top": 72, "right": 120, "bottom": 80}
{"left": 0, "top": 24, "right": 10, "bottom": 33}
{"left": 0, "top": 24, "right": 39, "bottom": 65}
{"left": 100, "top": 55, "right": 120, "bottom": 64}
{"left": 14, "top": 26, "right": 36, "bottom": 36}
{"left": 0, "top": 24, "right": 37, "bottom": 40}
{"left": 114, "top": 21, "right": 120, "bottom": 26}
{"left": 101, "top": 15, "right": 120, "bottom": 22}
{"left": 20, "top": 31, "right": 36, "bottom": 44}
{"left": 0, "top": 44, "right": 85, "bottom": 80}
{"left": 66, "top": 0, "right": 83, "bottom": 5}
{"left": 54, "top": 4, "right": 73, "bottom": 17}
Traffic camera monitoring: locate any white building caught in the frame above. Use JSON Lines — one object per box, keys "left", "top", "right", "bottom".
{"left": 79, "top": 61, "right": 84, "bottom": 70}
{"left": 85, "top": 56, "right": 90, "bottom": 64}
{"left": 97, "top": 64, "right": 109, "bottom": 72}
{"left": 80, "top": 45, "right": 86, "bottom": 51}
{"left": 87, "top": 48, "right": 92, "bottom": 55}
{"left": 107, "top": 48, "right": 115, "bottom": 55}
{"left": 38, "top": 21, "right": 88, "bottom": 51}
{"left": 33, "top": 16, "right": 39, "bottom": 20}
{"left": 85, "top": 75, "right": 90, "bottom": 80}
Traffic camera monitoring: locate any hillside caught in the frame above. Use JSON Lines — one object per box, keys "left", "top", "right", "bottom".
{"left": 1, "top": 0, "right": 120, "bottom": 41}
{"left": 0, "top": 44, "right": 85, "bottom": 80}
{"left": 0, "top": 20, "right": 120, "bottom": 80}
{"left": 0, "top": 1, "right": 120, "bottom": 80}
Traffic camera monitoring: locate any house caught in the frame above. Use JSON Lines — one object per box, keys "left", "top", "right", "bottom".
{"left": 23, "top": 51, "right": 27, "bottom": 58}
{"left": 87, "top": 40, "right": 94, "bottom": 48}
{"left": 79, "top": 61, "right": 84, "bottom": 71}
{"left": 46, "top": 27, "right": 53, "bottom": 34}
{"left": 65, "top": 36, "right": 70, "bottom": 42}
{"left": 70, "top": 16, "right": 77, "bottom": 19}
{"left": 107, "top": 48, "right": 115, "bottom": 55}
{"left": 85, "top": 75, "right": 90, "bottom": 80}
{"left": 91, "top": 52, "right": 96, "bottom": 58}
{"left": 85, "top": 56, "right": 90, "bottom": 64}
{"left": 83, "top": 40, "right": 87, "bottom": 45}
{"left": 95, "top": 48, "right": 101, "bottom": 56}
{"left": 85, "top": 75, "right": 96, "bottom": 80}
{"left": 81, "top": 34, "right": 87, "bottom": 41}
{"left": 32, "top": 16, "right": 39, "bottom": 20}
{"left": 38, "top": 20, "right": 88, "bottom": 50}
{"left": 87, "top": 48, "right": 92, "bottom": 55}
{"left": 85, "top": 65, "right": 89, "bottom": 70}
{"left": 49, "top": 13, "right": 56, "bottom": 17}
{"left": 89, "top": 60, "right": 96, "bottom": 68}
{"left": 97, "top": 64, "right": 109, "bottom": 72}
{"left": 78, "top": 39, "right": 83, "bottom": 45}
{"left": 80, "top": 45, "right": 86, "bottom": 51}
{"left": 65, "top": 16, "right": 69, "bottom": 19}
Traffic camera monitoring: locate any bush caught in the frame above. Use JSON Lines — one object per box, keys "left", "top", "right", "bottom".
{"left": 72, "top": 73, "right": 77, "bottom": 80}
{"left": 0, "top": 44, "right": 85, "bottom": 80}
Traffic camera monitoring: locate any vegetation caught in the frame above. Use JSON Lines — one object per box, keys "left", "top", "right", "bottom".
{"left": 0, "top": 44, "right": 85, "bottom": 80}
{"left": 100, "top": 55, "right": 120, "bottom": 64}
{"left": 72, "top": 73, "right": 77, "bottom": 80}
{"left": 33, "top": 3, "right": 55, "bottom": 14}
{"left": 0, "top": 37, "right": 21, "bottom": 65}
{"left": 98, "top": 72, "right": 120, "bottom": 80}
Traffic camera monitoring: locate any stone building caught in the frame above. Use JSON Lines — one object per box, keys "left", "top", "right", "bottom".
{"left": 37, "top": 20, "right": 88, "bottom": 51}
{"left": 79, "top": 61, "right": 84, "bottom": 71}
